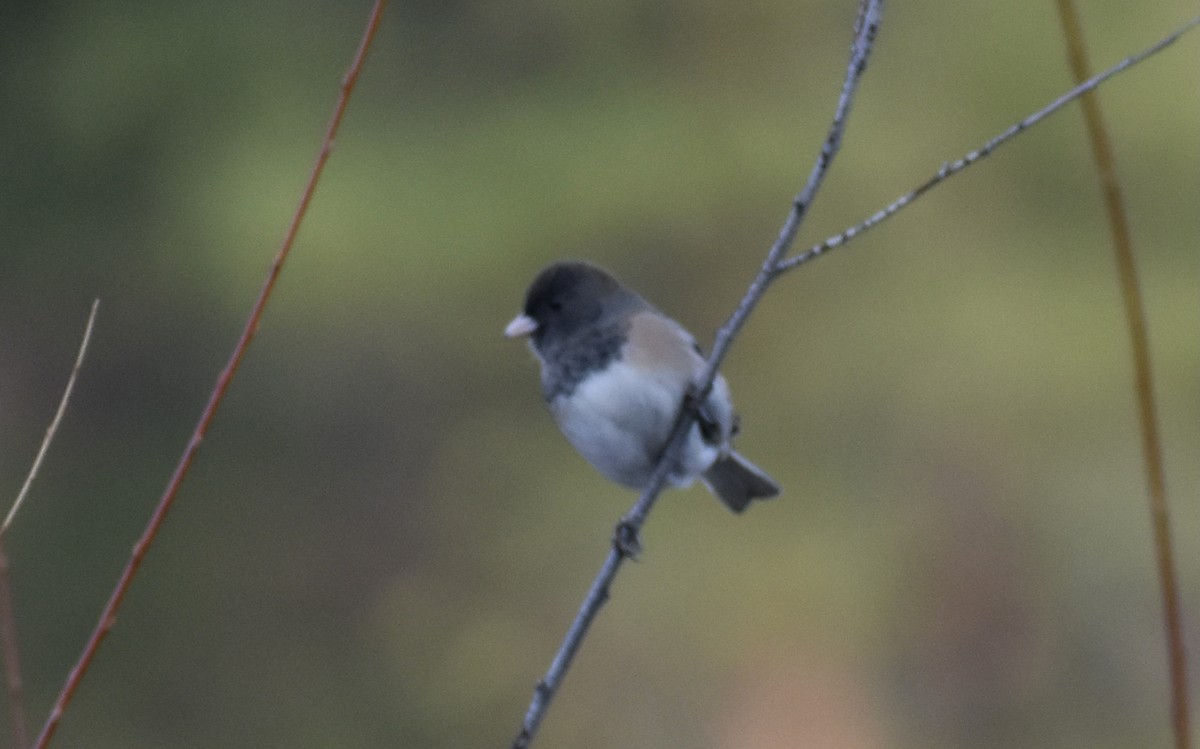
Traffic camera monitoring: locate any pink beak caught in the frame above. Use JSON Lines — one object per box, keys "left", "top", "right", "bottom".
{"left": 504, "top": 314, "right": 538, "bottom": 338}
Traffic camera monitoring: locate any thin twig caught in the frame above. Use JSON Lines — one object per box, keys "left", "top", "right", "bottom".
{"left": 31, "top": 4, "right": 386, "bottom": 747}
{"left": 1054, "top": 3, "right": 1191, "bottom": 748}
{"left": 0, "top": 543, "right": 29, "bottom": 749}
{"left": 0, "top": 299, "right": 99, "bottom": 749}
{"left": 1, "top": 300, "right": 100, "bottom": 538}
{"left": 778, "top": 13, "right": 1200, "bottom": 274}
{"left": 509, "top": 3, "right": 885, "bottom": 746}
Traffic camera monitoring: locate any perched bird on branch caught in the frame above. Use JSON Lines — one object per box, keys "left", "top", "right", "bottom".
{"left": 506, "top": 261, "right": 779, "bottom": 512}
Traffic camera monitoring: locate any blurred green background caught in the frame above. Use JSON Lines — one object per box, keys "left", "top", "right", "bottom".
{"left": 1, "top": 1, "right": 1197, "bottom": 747}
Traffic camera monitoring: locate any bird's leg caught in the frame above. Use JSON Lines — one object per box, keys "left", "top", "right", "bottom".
{"left": 612, "top": 517, "right": 642, "bottom": 558}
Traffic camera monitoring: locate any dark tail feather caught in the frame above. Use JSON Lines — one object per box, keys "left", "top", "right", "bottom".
{"left": 702, "top": 451, "right": 781, "bottom": 513}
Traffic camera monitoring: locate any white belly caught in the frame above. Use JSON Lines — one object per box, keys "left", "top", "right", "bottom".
{"left": 550, "top": 359, "right": 718, "bottom": 488}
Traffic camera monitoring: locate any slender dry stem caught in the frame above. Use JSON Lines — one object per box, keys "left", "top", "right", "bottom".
{"left": 0, "top": 541, "right": 29, "bottom": 749}
{"left": 1054, "top": 3, "right": 1190, "bottom": 748}
{"left": 509, "top": 3, "right": 885, "bottom": 746}
{"left": 31, "top": 4, "right": 386, "bottom": 747}
{"left": 0, "top": 298, "right": 99, "bottom": 749}
{"left": 1, "top": 300, "right": 100, "bottom": 538}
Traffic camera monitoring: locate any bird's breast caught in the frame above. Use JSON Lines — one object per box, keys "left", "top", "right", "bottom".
{"left": 550, "top": 359, "right": 685, "bottom": 487}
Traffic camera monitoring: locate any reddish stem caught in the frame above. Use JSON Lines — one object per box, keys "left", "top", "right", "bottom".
{"left": 32, "top": 3, "right": 387, "bottom": 746}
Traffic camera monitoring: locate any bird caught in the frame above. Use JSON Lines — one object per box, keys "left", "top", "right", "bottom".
{"left": 505, "top": 260, "right": 780, "bottom": 513}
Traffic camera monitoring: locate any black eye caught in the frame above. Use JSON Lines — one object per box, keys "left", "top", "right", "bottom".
{"left": 549, "top": 300, "right": 563, "bottom": 312}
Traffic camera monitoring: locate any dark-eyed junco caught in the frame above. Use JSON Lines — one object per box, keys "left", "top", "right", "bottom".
{"left": 505, "top": 261, "right": 780, "bottom": 512}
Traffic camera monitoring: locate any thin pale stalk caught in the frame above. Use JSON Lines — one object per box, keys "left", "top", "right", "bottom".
{"left": 0, "top": 299, "right": 100, "bottom": 749}
{"left": 1, "top": 300, "right": 100, "bottom": 537}
{"left": 31, "top": 4, "right": 387, "bottom": 747}
{"left": 1054, "top": 3, "right": 1190, "bottom": 748}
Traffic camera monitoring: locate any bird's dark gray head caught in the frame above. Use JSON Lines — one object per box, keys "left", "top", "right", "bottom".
{"left": 517, "top": 261, "right": 643, "bottom": 349}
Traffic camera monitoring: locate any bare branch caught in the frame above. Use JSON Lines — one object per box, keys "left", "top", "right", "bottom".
{"left": 778, "top": 13, "right": 1200, "bottom": 274}
{"left": 1054, "top": 3, "right": 1191, "bottom": 748}
{"left": 510, "top": 8, "right": 1200, "bottom": 748}
{"left": 31, "top": 4, "right": 387, "bottom": 747}
{"left": 509, "top": 2, "right": 886, "bottom": 746}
